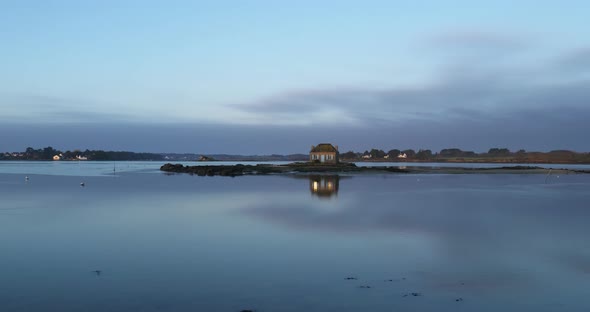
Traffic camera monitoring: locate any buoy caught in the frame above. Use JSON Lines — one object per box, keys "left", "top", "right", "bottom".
{"left": 80, "top": 182, "right": 85, "bottom": 187}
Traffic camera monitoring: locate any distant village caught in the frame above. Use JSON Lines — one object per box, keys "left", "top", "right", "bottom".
{"left": 1, "top": 147, "right": 164, "bottom": 161}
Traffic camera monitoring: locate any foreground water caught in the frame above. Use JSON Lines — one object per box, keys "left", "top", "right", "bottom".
{"left": 1, "top": 162, "right": 589, "bottom": 311}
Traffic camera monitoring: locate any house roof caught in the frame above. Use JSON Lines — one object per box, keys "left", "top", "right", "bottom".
{"left": 310, "top": 143, "right": 338, "bottom": 153}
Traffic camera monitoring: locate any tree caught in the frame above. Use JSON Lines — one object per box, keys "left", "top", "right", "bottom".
{"left": 488, "top": 148, "right": 510, "bottom": 156}
{"left": 387, "top": 149, "right": 401, "bottom": 158}
{"left": 42, "top": 146, "right": 59, "bottom": 160}
{"left": 438, "top": 148, "right": 476, "bottom": 158}
{"left": 340, "top": 151, "right": 358, "bottom": 159}
{"left": 416, "top": 149, "right": 433, "bottom": 160}
{"left": 402, "top": 149, "right": 416, "bottom": 158}
{"left": 369, "top": 149, "right": 386, "bottom": 158}
{"left": 439, "top": 148, "right": 464, "bottom": 157}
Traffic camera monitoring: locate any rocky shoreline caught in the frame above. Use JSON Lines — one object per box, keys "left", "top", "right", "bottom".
{"left": 160, "top": 162, "right": 589, "bottom": 177}
{"left": 160, "top": 162, "right": 409, "bottom": 177}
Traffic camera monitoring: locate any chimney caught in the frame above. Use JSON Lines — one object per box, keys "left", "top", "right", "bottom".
{"left": 335, "top": 145, "right": 338, "bottom": 151}
{"left": 311, "top": 145, "right": 315, "bottom": 151}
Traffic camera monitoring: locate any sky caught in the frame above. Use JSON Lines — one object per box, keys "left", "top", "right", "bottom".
{"left": 1, "top": 0, "right": 589, "bottom": 154}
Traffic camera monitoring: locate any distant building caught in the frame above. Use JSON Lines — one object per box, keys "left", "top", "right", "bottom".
{"left": 397, "top": 153, "right": 407, "bottom": 159}
{"left": 384, "top": 154, "right": 390, "bottom": 159}
{"left": 310, "top": 143, "right": 339, "bottom": 163}
{"left": 76, "top": 155, "right": 88, "bottom": 160}
{"left": 362, "top": 154, "right": 372, "bottom": 159}
{"left": 52, "top": 155, "right": 61, "bottom": 161}
{"left": 198, "top": 155, "right": 213, "bottom": 161}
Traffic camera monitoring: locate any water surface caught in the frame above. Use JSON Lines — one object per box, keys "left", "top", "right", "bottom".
{"left": 0, "top": 162, "right": 589, "bottom": 311}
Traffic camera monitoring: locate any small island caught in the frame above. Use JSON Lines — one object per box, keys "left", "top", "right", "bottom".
{"left": 160, "top": 162, "right": 589, "bottom": 177}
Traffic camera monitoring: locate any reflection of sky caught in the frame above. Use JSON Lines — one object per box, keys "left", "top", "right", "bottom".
{"left": 0, "top": 172, "right": 589, "bottom": 311}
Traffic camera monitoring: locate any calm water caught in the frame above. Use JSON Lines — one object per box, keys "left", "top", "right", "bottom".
{"left": 1, "top": 162, "right": 589, "bottom": 311}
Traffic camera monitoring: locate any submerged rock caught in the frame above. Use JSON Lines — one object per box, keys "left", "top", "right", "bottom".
{"left": 402, "top": 292, "right": 422, "bottom": 297}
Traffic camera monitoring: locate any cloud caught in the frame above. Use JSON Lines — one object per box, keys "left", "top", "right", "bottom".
{"left": 0, "top": 94, "right": 135, "bottom": 123}
{"left": 2, "top": 30, "right": 589, "bottom": 153}
{"left": 231, "top": 61, "right": 590, "bottom": 128}
{"left": 557, "top": 47, "right": 590, "bottom": 73}
{"left": 426, "top": 30, "right": 529, "bottom": 51}
{"left": 1, "top": 103, "right": 589, "bottom": 154}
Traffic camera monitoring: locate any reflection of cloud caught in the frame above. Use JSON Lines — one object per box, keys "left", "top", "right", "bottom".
{"left": 240, "top": 193, "right": 486, "bottom": 237}
{"left": 417, "top": 270, "right": 533, "bottom": 294}
{"left": 558, "top": 253, "right": 590, "bottom": 275}
{"left": 238, "top": 176, "right": 590, "bottom": 294}
{"left": 240, "top": 176, "right": 590, "bottom": 258}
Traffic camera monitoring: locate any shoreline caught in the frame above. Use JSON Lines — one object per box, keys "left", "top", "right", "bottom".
{"left": 160, "top": 162, "right": 590, "bottom": 177}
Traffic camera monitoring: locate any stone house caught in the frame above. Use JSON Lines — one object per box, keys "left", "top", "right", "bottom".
{"left": 310, "top": 143, "right": 339, "bottom": 163}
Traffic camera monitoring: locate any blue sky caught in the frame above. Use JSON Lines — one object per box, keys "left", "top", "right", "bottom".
{"left": 1, "top": 1, "right": 589, "bottom": 153}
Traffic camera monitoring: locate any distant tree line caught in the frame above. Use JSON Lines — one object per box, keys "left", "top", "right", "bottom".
{"left": 0, "top": 146, "right": 164, "bottom": 161}
{"left": 339, "top": 148, "right": 590, "bottom": 163}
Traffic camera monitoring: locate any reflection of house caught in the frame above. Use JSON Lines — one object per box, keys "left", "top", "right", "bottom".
{"left": 309, "top": 175, "right": 339, "bottom": 198}
{"left": 52, "top": 155, "right": 61, "bottom": 161}
{"left": 310, "top": 143, "right": 339, "bottom": 163}
{"left": 397, "top": 153, "right": 407, "bottom": 159}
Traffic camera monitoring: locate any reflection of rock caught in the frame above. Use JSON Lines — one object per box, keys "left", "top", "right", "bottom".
{"left": 309, "top": 175, "right": 339, "bottom": 198}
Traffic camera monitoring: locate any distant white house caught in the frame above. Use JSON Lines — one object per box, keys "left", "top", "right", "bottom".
{"left": 76, "top": 155, "right": 88, "bottom": 160}
{"left": 384, "top": 154, "right": 390, "bottom": 159}
{"left": 362, "top": 154, "right": 372, "bottom": 159}
{"left": 52, "top": 155, "right": 61, "bottom": 161}
{"left": 397, "top": 153, "right": 407, "bottom": 159}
